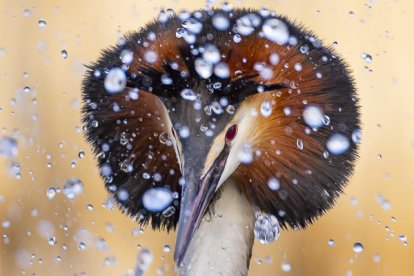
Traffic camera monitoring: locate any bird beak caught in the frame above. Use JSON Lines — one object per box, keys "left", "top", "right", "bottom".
{"left": 174, "top": 144, "right": 230, "bottom": 266}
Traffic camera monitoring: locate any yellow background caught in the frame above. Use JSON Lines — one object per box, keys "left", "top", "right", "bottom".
{"left": 1, "top": 0, "right": 413, "bottom": 275}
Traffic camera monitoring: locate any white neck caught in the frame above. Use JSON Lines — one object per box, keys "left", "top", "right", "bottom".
{"left": 179, "top": 178, "right": 255, "bottom": 276}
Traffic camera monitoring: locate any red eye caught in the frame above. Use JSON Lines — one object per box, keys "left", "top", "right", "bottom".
{"left": 225, "top": 124, "right": 238, "bottom": 143}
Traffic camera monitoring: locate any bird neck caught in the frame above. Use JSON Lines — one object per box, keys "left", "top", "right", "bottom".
{"left": 179, "top": 178, "right": 256, "bottom": 276}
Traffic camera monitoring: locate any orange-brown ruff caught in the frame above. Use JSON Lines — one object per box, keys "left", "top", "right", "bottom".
{"left": 82, "top": 7, "right": 360, "bottom": 265}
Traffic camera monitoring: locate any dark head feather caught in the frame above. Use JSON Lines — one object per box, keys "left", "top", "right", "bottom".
{"left": 82, "top": 8, "right": 360, "bottom": 231}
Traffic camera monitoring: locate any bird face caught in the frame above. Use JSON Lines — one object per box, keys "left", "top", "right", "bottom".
{"left": 82, "top": 7, "right": 360, "bottom": 267}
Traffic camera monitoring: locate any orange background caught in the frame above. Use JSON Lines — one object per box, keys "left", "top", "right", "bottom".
{"left": 1, "top": 0, "right": 413, "bottom": 275}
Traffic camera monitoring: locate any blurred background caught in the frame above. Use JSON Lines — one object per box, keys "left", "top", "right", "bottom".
{"left": 0, "top": 0, "right": 413, "bottom": 275}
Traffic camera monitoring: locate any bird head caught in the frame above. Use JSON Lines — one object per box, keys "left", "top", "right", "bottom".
{"left": 82, "top": 8, "right": 360, "bottom": 266}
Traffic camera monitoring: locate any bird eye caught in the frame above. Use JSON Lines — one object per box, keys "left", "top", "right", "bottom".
{"left": 225, "top": 124, "right": 238, "bottom": 143}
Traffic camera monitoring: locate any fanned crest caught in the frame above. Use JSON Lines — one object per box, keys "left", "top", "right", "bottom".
{"left": 82, "top": 8, "right": 360, "bottom": 231}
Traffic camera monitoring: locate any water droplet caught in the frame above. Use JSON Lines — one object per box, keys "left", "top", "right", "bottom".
{"left": 361, "top": 52, "right": 372, "bottom": 63}
{"left": 202, "top": 44, "right": 221, "bottom": 64}
{"left": 38, "top": 19, "right": 46, "bottom": 28}
{"left": 259, "top": 66, "right": 273, "bottom": 80}
{"left": 267, "top": 178, "right": 280, "bottom": 191}
{"left": 211, "top": 101, "right": 223, "bottom": 115}
{"left": 116, "top": 189, "right": 129, "bottom": 201}
{"left": 328, "top": 239, "right": 335, "bottom": 247}
{"left": 120, "top": 49, "right": 133, "bottom": 64}
{"left": 303, "top": 105, "right": 324, "bottom": 128}
{"left": 373, "top": 253, "right": 381, "bottom": 263}
{"left": 376, "top": 193, "right": 391, "bottom": 211}
{"left": 142, "top": 188, "right": 173, "bottom": 212}
{"left": 214, "top": 62, "right": 230, "bottom": 78}
{"left": 78, "top": 151, "right": 85, "bottom": 159}
{"left": 78, "top": 242, "right": 86, "bottom": 251}
{"left": 300, "top": 44, "right": 309, "bottom": 54}
{"left": 262, "top": 18, "right": 289, "bottom": 45}
{"left": 48, "top": 236, "right": 57, "bottom": 246}
{"left": 326, "top": 134, "right": 350, "bottom": 155}
{"left": 0, "top": 136, "right": 18, "bottom": 158}
{"left": 158, "top": 10, "right": 169, "bottom": 23}
{"left": 212, "top": 14, "right": 229, "bottom": 31}
{"left": 233, "top": 34, "right": 242, "bottom": 43}
{"left": 180, "top": 88, "right": 197, "bottom": 101}
{"left": 120, "top": 159, "right": 133, "bottom": 173}
{"left": 296, "top": 139, "right": 304, "bottom": 150}
{"left": 103, "top": 196, "right": 116, "bottom": 211}
{"left": 398, "top": 234, "right": 407, "bottom": 243}
{"left": 135, "top": 248, "right": 153, "bottom": 274}
{"left": 144, "top": 50, "right": 158, "bottom": 63}
{"left": 195, "top": 58, "right": 213, "bottom": 79}
{"left": 316, "top": 72, "right": 323, "bottom": 79}
{"left": 104, "top": 68, "right": 126, "bottom": 94}
{"left": 226, "top": 105, "right": 235, "bottom": 114}
{"left": 236, "top": 14, "right": 260, "bottom": 36}
{"left": 281, "top": 262, "right": 292, "bottom": 272}
{"left": 294, "top": 63, "right": 302, "bottom": 71}
{"left": 163, "top": 244, "right": 171, "bottom": 252}
{"left": 23, "top": 86, "right": 31, "bottom": 93}
{"left": 63, "top": 178, "right": 84, "bottom": 200}
{"left": 322, "top": 115, "right": 331, "bottom": 126}
{"left": 176, "top": 27, "right": 186, "bottom": 38}
{"left": 158, "top": 132, "right": 170, "bottom": 144}
{"left": 23, "top": 9, "right": 31, "bottom": 17}
{"left": 353, "top": 242, "right": 364, "bottom": 253}
{"left": 162, "top": 206, "right": 176, "bottom": 217}
{"left": 100, "top": 164, "right": 112, "bottom": 177}
{"left": 179, "top": 126, "right": 190, "bottom": 139}
{"left": 86, "top": 204, "right": 94, "bottom": 211}
{"left": 60, "top": 49, "right": 68, "bottom": 59}
{"left": 352, "top": 129, "right": 362, "bottom": 144}
{"left": 260, "top": 101, "right": 272, "bottom": 117}
{"left": 161, "top": 74, "right": 173, "bottom": 85}
{"left": 47, "top": 187, "right": 57, "bottom": 200}
{"left": 238, "top": 143, "right": 253, "bottom": 164}
{"left": 2, "top": 220, "right": 10, "bottom": 228}
{"left": 254, "top": 211, "right": 280, "bottom": 244}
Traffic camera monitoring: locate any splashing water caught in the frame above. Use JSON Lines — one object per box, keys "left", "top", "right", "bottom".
{"left": 254, "top": 211, "right": 280, "bottom": 244}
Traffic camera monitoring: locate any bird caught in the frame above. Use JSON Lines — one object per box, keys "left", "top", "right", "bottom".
{"left": 82, "top": 7, "right": 360, "bottom": 276}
